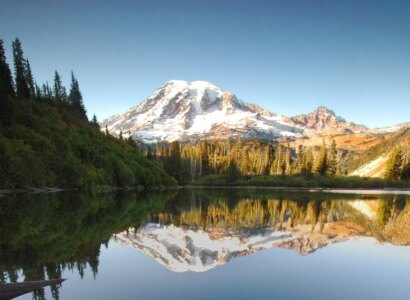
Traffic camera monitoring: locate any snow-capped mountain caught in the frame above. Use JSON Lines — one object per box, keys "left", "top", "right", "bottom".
{"left": 100, "top": 80, "right": 367, "bottom": 142}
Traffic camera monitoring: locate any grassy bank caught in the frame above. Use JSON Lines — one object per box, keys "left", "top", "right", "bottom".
{"left": 190, "top": 174, "right": 410, "bottom": 189}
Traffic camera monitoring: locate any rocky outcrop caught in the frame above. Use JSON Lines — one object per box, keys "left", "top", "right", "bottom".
{"left": 291, "top": 106, "right": 367, "bottom": 134}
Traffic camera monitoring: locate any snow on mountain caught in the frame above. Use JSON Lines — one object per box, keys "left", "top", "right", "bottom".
{"left": 101, "top": 80, "right": 302, "bottom": 142}
{"left": 100, "top": 80, "right": 401, "bottom": 142}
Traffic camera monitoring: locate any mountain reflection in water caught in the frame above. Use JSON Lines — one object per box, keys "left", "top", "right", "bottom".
{"left": 113, "top": 190, "right": 410, "bottom": 272}
{"left": 1, "top": 189, "right": 409, "bottom": 299}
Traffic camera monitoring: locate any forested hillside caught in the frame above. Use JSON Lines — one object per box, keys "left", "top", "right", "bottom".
{"left": 0, "top": 38, "right": 174, "bottom": 189}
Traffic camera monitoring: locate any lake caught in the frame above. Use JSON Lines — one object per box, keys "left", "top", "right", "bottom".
{"left": 1, "top": 189, "right": 410, "bottom": 299}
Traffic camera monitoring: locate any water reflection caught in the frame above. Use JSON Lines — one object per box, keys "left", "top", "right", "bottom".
{"left": 0, "top": 189, "right": 409, "bottom": 299}
{"left": 0, "top": 191, "right": 176, "bottom": 299}
{"left": 113, "top": 190, "right": 410, "bottom": 273}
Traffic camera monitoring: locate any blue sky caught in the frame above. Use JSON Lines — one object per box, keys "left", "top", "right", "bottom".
{"left": 0, "top": 0, "right": 409, "bottom": 128}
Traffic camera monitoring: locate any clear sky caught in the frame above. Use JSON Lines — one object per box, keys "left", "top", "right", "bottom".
{"left": 0, "top": 0, "right": 409, "bottom": 128}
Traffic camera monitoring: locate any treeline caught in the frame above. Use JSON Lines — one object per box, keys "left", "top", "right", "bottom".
{"left": 0, "top": 38, "right": 173, "bottom": 189}
{"left": 155, "top": 189, "right": 409, "bottom": 239}
{"left": 148, "top": 138, "right": 339, "bottom": 184}
{"left": 1, "top": 39, "right": 89, "bottom": 126}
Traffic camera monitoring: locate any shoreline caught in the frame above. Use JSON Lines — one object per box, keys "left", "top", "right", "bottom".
{"left": 184, "top": 185, "right": 410, "bottom": 195}
{"left": 2, "top": 185, "right": 410, "bottom": 197}
{"left": 0, "top": 185, "right": 182, "bottom": 197}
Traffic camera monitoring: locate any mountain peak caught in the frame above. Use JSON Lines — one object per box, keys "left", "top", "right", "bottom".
{"left": 100, "top": 80, "right": 301, "bottom": 142}
{"left": 162, "top": 80, "right": 224, "bottom": 92}
{"left": 291, "top": 106, "right": 367, "bottom": 133}
{"left": 314, "top": 106, "right": 336, "bottom": 115}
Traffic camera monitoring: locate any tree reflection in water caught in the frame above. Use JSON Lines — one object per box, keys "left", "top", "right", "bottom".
{"left": 1, "top": 189, "right": 409, "bottom": 298}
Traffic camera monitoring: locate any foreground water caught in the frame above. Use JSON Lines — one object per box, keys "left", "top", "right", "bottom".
{"left": 1, "top": 189, "right": 409, "bottom": 299}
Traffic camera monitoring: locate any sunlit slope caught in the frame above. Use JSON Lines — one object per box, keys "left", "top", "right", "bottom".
{"left": 348, "top": 128, "right": 410, "bottom": 177}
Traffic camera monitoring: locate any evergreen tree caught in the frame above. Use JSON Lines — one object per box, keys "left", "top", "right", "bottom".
{"left": 303, "top": 148, "right": 314, "bottom": 175}
{"left": 296, "top": 145, "right": 304, "bottom": 173}
{"left": 0, "top": 39, "right": 15, "bottom": 125}
{"left": 0, "top": 39, "right": 15, "bottom": 99}
{"left": 314, "top": 138, "right": 328, "bottom": 176}
{"left": 274, "top": 145, "right": 284, "bottom": 175}
{"left": 41, "top": 81, "right": 53, "bottom": 100}
{"left": 327, "top": 138, "right": 337, "bottom": 176}
{"left": 384, "top": 147, "right": 403, "bottom": 180}
{"left": 243, "top": 150, "right": 252, "bottom": 175}
{"left": 168, "top": 141, "right": 181, "bottom": 180}
{"left": 24, "top": 58, "right": 35, "bottom": 98}
{"left": 35, "top": 83, "right": 42, "bottom": 100}
{"left": 119, "top": 130, "right": 124, "bottom": 143}
{"left": 126, "top": 131, "right": 137, "bottom": 148}
{"left": 53, "top": 71, "right": 65, "bottom": 101}
{"left": 200, "top": 140, "right": 210, "bottom": 176}
{"left": 69, "top": 71, "right": 87, "bottom": 122}
{"left": 105, "top": 125, "right": 110, "bottom": 136}
{"left": 226, "top": 159, "right": 241, "bottom": 183}
{"left": 264, "top": 144, "right": 272, "bottom": 175}
{"left": 12, "top": 38, "right": 30, "bottom": 98}
{"left": 401, "top": 157, "right": 410, "bottom": 180}
{"left": 91, "top": 114, "right": 100, "bottom": 129}
{"left": 285, "top": 143, "right": 292, "bottom": 174}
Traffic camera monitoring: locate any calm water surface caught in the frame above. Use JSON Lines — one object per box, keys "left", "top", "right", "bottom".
{"left": 1, "top": 189, "right": 409, "bottom": 299}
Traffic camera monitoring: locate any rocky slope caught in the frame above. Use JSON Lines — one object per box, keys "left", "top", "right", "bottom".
{"left": 348, "top": 127, "right": 410, "bottom": 176}
{"left": 291, "top": 106, "right": 368, "bottom": 134}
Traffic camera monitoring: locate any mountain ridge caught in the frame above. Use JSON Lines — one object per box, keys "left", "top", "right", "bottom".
{"left": 100, "top": 80, "right": 400, "bottom": 142}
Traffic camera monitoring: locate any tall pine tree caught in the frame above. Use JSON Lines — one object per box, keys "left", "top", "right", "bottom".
{"left": 24, "top": 58, "right": 35, "bottom": 98}
{"left": 314, "top": 138, "right": 328, "bottom": 176}
{"left": 264, "top": 144, "right": 272, "bottom": 175}
{"left": 285, "top": 143, "right": 292, "bottom": 174}
{"left": 0, "top": 39, "right": 15, "bottom": 100}
{"left": 54, "top": 71, "right": 66, "bottom": 101}
{"left": 296, "top": 145, "right": 304, "bottom": 173}
{"left": 69, "top": 71, "right": 88, "bottom": 122}
{"left": 303, "top": 148, "right": 314, "bottom": 175}
{"left": 0, "top": 39, "right": 15, "bottom": 125}
{"left": 327, "top": 138, "right": 337, "bottom": 176}
{"left": 401, "top": 157, "right": 410, "bottom": 180}
{"left": 168, "top": 141, "right": 181, "bottom": 180}
{"left": 12, "top": 38, "right": 30, "bottom": 98}
{"left": 384, "top": 147, "right": 403, "bottom": 180}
